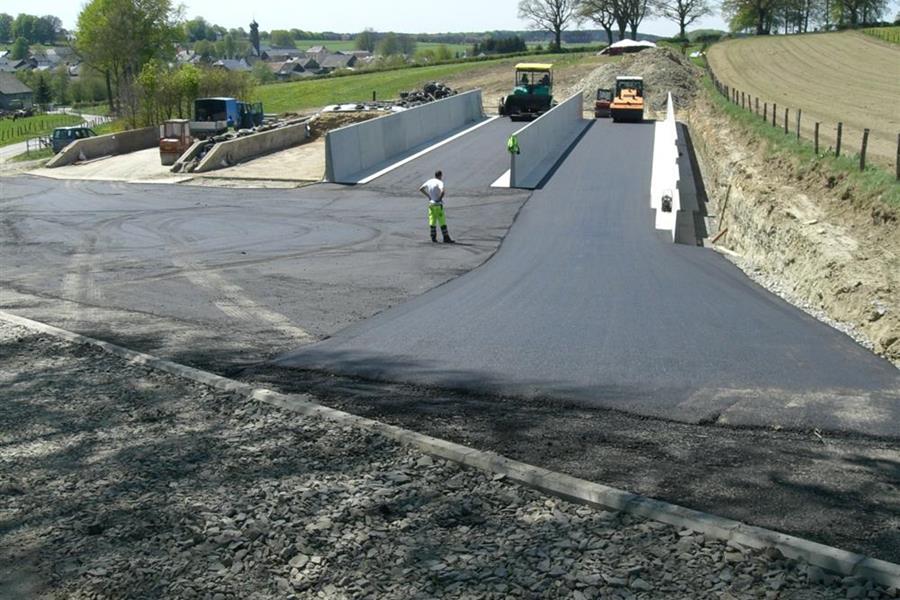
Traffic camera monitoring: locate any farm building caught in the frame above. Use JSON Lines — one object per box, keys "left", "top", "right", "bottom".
{"left": 0, "top": 72, "right": 33, "bottom": 110}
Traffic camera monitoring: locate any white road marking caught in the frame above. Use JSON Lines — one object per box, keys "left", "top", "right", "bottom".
{"left": 491, "top": 170, "right": 511, "bottom": 188}
{"left": 356, "top": 116, "right": 501, "bottom": 185}
{"left": 171, "top": 253, "right": 314, "bottom": 342}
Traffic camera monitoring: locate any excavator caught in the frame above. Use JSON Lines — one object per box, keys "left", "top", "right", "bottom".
{"left": 610, "top": 76, "right": 644, "bottom": 122}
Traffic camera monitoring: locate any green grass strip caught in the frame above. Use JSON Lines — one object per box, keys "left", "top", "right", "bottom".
{"left": 0, "top": 114, "right": 83, "bottom": 148}
{"left": 701, "top": 73, "right": 899, "bottom": 208}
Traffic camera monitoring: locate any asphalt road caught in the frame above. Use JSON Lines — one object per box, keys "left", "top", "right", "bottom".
{"left": 276, "top": 119, "right": 900, "bottom": 437}
{"left": 366, "top": 117, "right": 521, "bottom": 191}
{"left": 0, "top": 175, "right": 528, "bottom": 372}
{"left": 3, "top": 114, "right": 899, "bottom": 562}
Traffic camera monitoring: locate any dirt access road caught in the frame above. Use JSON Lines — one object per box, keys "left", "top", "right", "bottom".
{"left": 707, "top": 31, "right": 900, "bottom": 169}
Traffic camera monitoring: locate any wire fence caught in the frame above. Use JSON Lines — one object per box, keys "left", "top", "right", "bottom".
{"left": 706, "top": 64, "right": 900, "bottom": 181}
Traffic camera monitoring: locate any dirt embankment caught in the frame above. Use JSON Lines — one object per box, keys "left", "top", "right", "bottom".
{"left": 565, "top": 47, "right": 703, "bottom": 116}
{"left": 687, "top": 91, "right": 900, "bottom": 364}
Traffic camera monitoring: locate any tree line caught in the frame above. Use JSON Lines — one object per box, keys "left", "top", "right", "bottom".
{"left": 518, "top": 0, "right": 894, "bottom": 46}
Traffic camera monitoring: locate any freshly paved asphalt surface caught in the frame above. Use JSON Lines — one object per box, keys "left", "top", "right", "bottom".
{"left": 276, "top": 119, "right": 900, "bottom": 437}
{"left": 366, "top": 117, "right": 521, "bottom": 191}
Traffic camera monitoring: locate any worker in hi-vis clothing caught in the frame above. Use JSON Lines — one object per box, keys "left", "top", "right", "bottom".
{"left": 419, "top": 170, "right": 455, "bottom": 244}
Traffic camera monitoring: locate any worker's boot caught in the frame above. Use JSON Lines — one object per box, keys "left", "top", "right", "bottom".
{"left": 430, "top": 226, "right": 437, "bottom": 243}
{"left": 441, "top": 225, "right": 455, "bottom": 244}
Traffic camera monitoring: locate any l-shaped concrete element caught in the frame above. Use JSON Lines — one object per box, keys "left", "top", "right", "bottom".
{"left": 325, "top": 90, "right": 484, "bottom": 184}
{"left": 509, "top": 93, "right": 588, "bottom": 189}
{"left": 193, "top": 120, "right": 311, "bottom": 173}
{"left": 46, "top": 126, "right": 158, "bottom": 168}
{"left": 650, "top": 93, "right": 693, "bottom": 243}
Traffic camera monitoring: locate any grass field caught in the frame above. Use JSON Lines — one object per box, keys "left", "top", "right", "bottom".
{"left": 702, "top": 74, "right": 899, "bottom": 207}
{"left": 0, "top": 114, "right": 82, "bottom": 147}
{"left": 256, "top": 52, "right": 605, "bottom": 114}
{"left": 863, "top": 26, "right": 900, "bottom": 44}
{"left": 708, "top": 31, "right": 900, "bottom": 169}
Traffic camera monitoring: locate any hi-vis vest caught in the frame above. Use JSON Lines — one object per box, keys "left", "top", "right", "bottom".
{"left": 507, "top": 135, "right": 520, "bottom": 155}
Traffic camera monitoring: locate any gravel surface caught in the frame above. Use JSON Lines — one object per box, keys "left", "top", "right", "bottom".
{"left": 2, "top": 318, "right": 897, "bottom": 599}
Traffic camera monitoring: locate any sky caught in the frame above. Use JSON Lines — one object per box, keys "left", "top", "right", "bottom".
{"left": 3, "top": 0, "right": 731, "bottom": 39}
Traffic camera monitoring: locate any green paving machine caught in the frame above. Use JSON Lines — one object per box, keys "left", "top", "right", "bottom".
{"left": 499, "top": 63, "right": 555, "bottom": 121}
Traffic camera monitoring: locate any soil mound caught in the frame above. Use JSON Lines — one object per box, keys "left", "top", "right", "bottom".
{"left": 565, "top": 47, "right": 703, "bottom": 114}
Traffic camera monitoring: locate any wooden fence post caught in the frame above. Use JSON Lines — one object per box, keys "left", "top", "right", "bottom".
{"left": 815, "top": 122, "right": 820, "bottom": 155}
{"left": 896, "top": 133, "right": 900, "bottom": 181}
{"left": 860, "top": 129, "right": 869, "bottom": 171}
{"left": 796, "top": 109, "right": 801, "bottom": 140}
{"left": 741, "top": 91, "right": 745, "bottom": 109}
{"left": 763, "top": 103, "right": 767, "bottom": 121}
{"left": 755, "top": 97, "right": 759, "bottom": 116}
{"left": 836, "top": 122, "right": 843, "bottom": 158}
{"left": 784, "top": 108, "right": 789, "bottom": 134}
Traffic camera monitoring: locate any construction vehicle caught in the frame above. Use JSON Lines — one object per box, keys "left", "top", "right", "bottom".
{"left": 610, "top": 76, "right": 644, "bottom": 122}
{"left": 594, "top": 88, "right": 613, "bottom": 118}
{"left": 159, "top": 119, "right": 192, "bottom": 166}
{"left": 499, "top": 63, "right": 554, "bottom": 121}
{"left": 190, "top": 97, "right": 264, "bottom": 138}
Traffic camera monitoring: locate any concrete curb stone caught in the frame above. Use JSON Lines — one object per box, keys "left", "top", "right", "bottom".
{"left": 2, "top": 308, "right": 898, "bottom": 589}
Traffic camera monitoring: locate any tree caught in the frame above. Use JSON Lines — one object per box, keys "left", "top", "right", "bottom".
{"left": 35, "top": 15, "right": 62, "bottom": 43}
{"left": 13, "top": 14, "right": 37, "bottom": 44}
{"left": 722, "top": 0, "right": 780, "bottom": 32}
{"left": 376, "top": 32, "right": 401, "bottom": 55}
{"left": 398, "top": 33, "right": 417, "bottom": 55}
{"left": 184, "top": 17, "right": 215, "bottom": 42}
{"left": 518, "top": 0, "right": 578, "bottom": 50}
{"left": 0, "top": 13, "right": 12, "bottom": 43}
{"left": 50, "top": 65, "right": 69, "bottom": 105}
{"left": 249, "top": 20, "right": 260, "bottom": 56}
{"left": 10, "top": 37, "right": 29, "bottom": 59}
{"left": 654, "top": 0, "right": 714, "bottom": 37}
{"left": 252, "top": 60, "right": 275, "bottom": 84}
{"left": 34, "top": 73, "right": 51, "bottom": 106}
{"left": 579, "top": 0, "right": 618, "bottom": 46}
{"left": 222, "top": 33, "right": 237, "bottom": 59}
{"left": 75, "top": 0, "right": 183, "bottom": 116}
{"left": 625, "top": 0, "right": 653, "bottom": 38}
{"left": 270, "top": 29, "right": 294, "bottom": 48}
{"left": 355, "top": 28, "right": 377, "bottom": 52}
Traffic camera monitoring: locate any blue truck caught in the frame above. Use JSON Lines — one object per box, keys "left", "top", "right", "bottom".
{"left": 190, "top": 97, "right": 264, "bottom": 137}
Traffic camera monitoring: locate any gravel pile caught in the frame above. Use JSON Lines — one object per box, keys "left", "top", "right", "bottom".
{"left": 0, "top": 318, "right": 896, "bottom": 599}
{"left": 566, "top": 47, "right": 702, "bottom": 114}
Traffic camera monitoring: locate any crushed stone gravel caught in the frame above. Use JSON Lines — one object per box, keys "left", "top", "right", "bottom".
{"left": 1, "top": 318, "right": 896, "bottom": 599}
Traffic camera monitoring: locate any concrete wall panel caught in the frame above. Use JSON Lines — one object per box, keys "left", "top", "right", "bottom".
{"left": 46, "top": 127, "right": 158, "bottom": 168}
{"left": 509, "top": 94, "right": 587, "bottom": 189}
{"left": 194, "top": 120, "right": 310, "bottom": 173}
{"left": 326, "top": 90, "right": 483, "bottom": 183}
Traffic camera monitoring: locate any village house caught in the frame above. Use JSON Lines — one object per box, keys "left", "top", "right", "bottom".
{"left": 0, "top": 72, "right": 34, "bottom": 110}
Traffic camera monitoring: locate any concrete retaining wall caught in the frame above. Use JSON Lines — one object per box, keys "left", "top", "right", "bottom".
{"left": 193, "top": 120, "right": 310, "bottom": 173}
{"left": 650, "top": 93, "right": 686, "bottom": 242}
{"left": 46, "top": 126, "right": 158, "bottom": 168}
{"left": 325, "top": 90, "right": 484, "bottom": 184}
{"left": 509, "top": 93, "right": 587, "bottom": 189}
